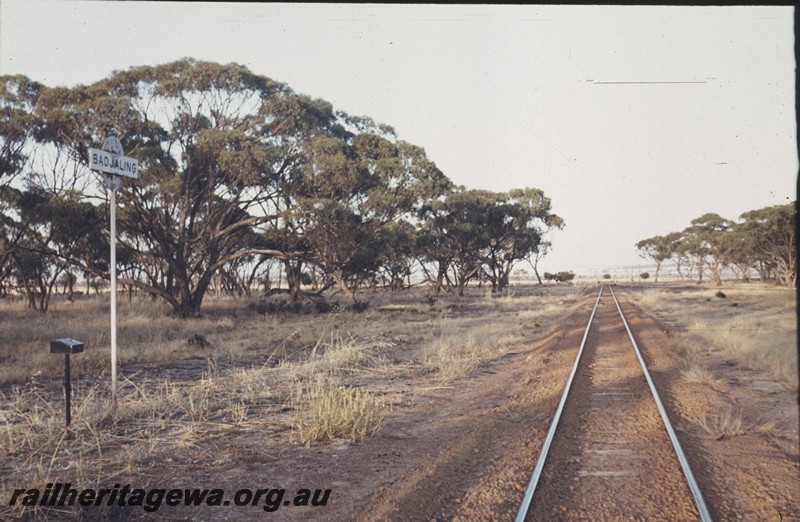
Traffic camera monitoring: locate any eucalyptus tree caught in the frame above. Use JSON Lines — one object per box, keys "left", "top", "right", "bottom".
{"left": 417, "top": 189, "right": 494, "bottom": 296}
{"left": 638, "top": 203, "right": 795, "bottom": 287}
{"left": 635, "top": 235, "right": 671, "bottom": 283}
{"left": 43, "top": 59, "right": 349, "bottom": 316}
{"left": 10, "top": 188, "right": 106, "bottom": 310}
{"left": 1, "top": 75, "right": 105, "bottom": 303}
{"left": 660, "top": 231, "right": 685, "bottom": 280}
{"left": 0, "top": 75, "right": 44, "bottom": 184}
{"left": 738, "top": 203, "right": 796, "bottom": 286}
{"left": 0, "top": 75, "right": 45, "bottom": 291}
{"left": 417, "top": 187, "right": 561, "bottom": 294}
{"left": 415, "top": 204, "right": 456, "bottom": 295}
{"left": 718, "top": 223, "right": 756, "bottom": 282}
{"left": 294, "top": 133, "right": 449, "bottom": 304}
{"left": 528, "top": 240, "right": 551, "bottom": 285}
{"left": 687, "top": 213, "right": 732, "bottom": 286}
{"left": 482, "top": 187, "right": 563, "bottom": 292}
{"left": 217, "top": 251, "right": 272, "bottom": 298}
{"left": 376, "top": 219, "right": 417, "bottom": 290}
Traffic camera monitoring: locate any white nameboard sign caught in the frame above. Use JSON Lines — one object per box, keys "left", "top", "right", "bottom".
{"left": 88, "top": 148, "right": 139, "bottom": 179}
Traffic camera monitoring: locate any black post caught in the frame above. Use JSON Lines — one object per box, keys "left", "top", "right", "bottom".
{"left": 50, "top": 338, "right": 83, "bottom": 437}
{"left": 64, "top": 353, "right": 71, "bottom": 428}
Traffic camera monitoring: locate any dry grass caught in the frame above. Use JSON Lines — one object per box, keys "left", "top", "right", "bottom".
{"left": 0, "top": 296, "right": 240, "bottom": 385}
{"left": 442, "top": 287, "right": 580, "bottom": 380}
{"left": 2, "top": 384, "right": 121, "bottom": 519}
{"left": 707, "top": 325, "right": 797, "bottom": 388}
{"left": 290, "top": 377, "right": 387, "bottom": 446}
{"left": 630, "top": 284, "right": 797, "bottom": 391}
{"left": 672, "top": 339, "right": 703, "bottom": 366}
{"left": 279, "top": 315, "right": 393, "bottom": 384}
{"left": 0, "top": 283, "right": 582, "bottom": 518}
{"left": 689, "top": 406, "right": 782, "bottom": 440}
{"left": 691, "top": 407, "right": 746, "bottom": 439}
{"left": 0, "top": 358, "right": 281, "bottom": 518}
{"left": 419, "top": 312, "right": 520, "bottom": 384}
{"left": 0, "top": 284, "right": 582, "bottom": 386}
{"left": 681, "top": 364, "right": 729, "bottom": 393}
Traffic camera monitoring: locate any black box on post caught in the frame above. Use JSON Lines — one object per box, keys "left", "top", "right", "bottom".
{"left": 50, "top": 338, "right": 85, "bottom": 354}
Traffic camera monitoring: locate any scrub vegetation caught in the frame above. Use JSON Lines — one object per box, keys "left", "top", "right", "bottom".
{"left": 0, "top": 283, "right": 582, "bottom": 519}
{"left": 630, "top": 284, "right": 797, "bottom": 391}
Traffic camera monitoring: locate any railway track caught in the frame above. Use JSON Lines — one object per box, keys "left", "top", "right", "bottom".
{"left": 516, "top": 285, "right": 712, "bottom": 521}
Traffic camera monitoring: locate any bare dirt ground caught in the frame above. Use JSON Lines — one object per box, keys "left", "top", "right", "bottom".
{"left": 2, "top": 283, "right": 798, "bottom": 521}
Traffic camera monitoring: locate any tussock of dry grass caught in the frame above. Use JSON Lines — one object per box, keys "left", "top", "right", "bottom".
{"left": 486, "top": 287, "right": 581, "bottom": 316}
{"left": 691, "top": 407, "right": 746, "bottom": 439}
{"left": 407, "top": 286, "right": 581, "bottom": 385}
{"left": 681, "top": 364, "right": 729, "bottom": 393}
{"left": 673, "top": 339, "right": 703, "bottom": 365}
{"left": 710, "top": 328, "right": 797, "bottom": 389}
{"left": 0, "top": 356, "right": 283, "bottom": 518}
{"left": 290, "top": 377, "right": 387, "bottom": 446}
{"left": 1, "top": 384, "right": 118, "bottom": 520}
{"left": 689, "top": 406, "right": 782, "bottom": 440}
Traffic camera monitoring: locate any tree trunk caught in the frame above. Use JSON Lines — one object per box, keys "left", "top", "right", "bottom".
{"left": 284, "top": 259, "right": 303, "bottom": 305}
{"left": 67, "top": 273, "right": 75, "bottom": 302}
{"left": 533, "top": 264, "right": 543, "bottom": 285}
{"left": 711, "top": 263, "right": 723, "bottom": 286}
{"left": 332, "top": 269, "right": 358, "bottom": 305}
{"left": 499, "top": 262, "right": 513, "bottom": 291}
{"left": 435, "top": 262, "right": 447, "bottom": 295}
{"left": 457, "top": 274, "right": 468, "bottom": 296}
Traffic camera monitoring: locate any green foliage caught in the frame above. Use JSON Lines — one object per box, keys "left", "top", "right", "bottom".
{"left": 377, "top": 219, "right": 417, "bottom": 290}
{"left": 636, "top": 203, "right": 796, "bottom": 286}
{"left": 1, "top": 75, "right": 47, "bottom": 296}
{"left": 635, "top": 235, "right": 672, "bottom": 282}
{"left": 8, "top": 189, "right": 107, "bottom": 310}
{"left": 0, "top": 75, "right": 44, "bottom": 183}
{"left": 292, "top": 131, "right": 449, "bottom": 303}
{"left": 603, "top": 274, "right": 611, "bottom": 279}
{"left": 1, "top": 60, "right": 567, "bottom": 315}
{"left": 544, "top": 271, "right": 574, "bottom": 283}
{"left": 417, "top": 187, "right": 562, "bottom": 295}
{"left": 640, "top": 272, "right": 650, "bottom": 280}
{"left": 737, "top": 203, "right": 796, "bottom": 286}
{"left": 554, "top": 271, "right": 575, "bottom": 283}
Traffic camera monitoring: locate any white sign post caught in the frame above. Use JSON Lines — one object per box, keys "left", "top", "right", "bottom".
{"left": 87, "top": 137, "right": 138, "bottom": 420}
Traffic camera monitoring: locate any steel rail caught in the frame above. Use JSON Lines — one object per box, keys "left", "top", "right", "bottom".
{"left": 514, "top": 285, "right": 605, "bottom": 522}
{"left": 608, "top": 285, "right": 713, "bottom": 522}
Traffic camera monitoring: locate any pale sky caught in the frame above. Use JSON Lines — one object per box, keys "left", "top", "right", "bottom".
{"left": 1, "top": 2, "right": 796, "bottom": 274}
